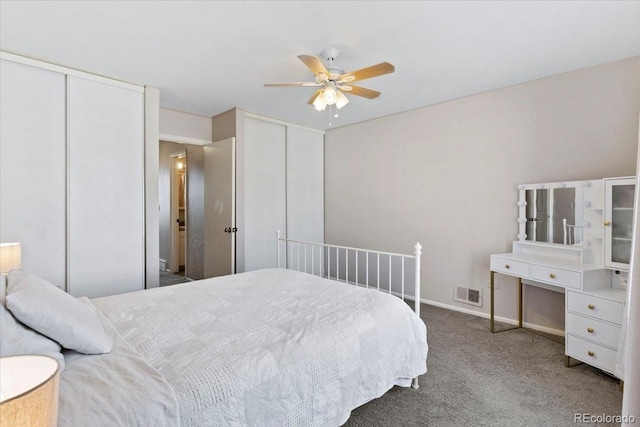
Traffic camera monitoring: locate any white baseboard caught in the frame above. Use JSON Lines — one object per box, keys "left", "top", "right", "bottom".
{"left": 420, "top": 298, "right": 564, "bottom": 337}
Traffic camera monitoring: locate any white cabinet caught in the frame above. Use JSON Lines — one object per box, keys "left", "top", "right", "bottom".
{"left": 241, "top": 116, "right": 324, "bottom": 273}
{"left": 566, "top": 289, "right": 626, "bottom": 377}
{"left": 0, "top": 59, "right": 67, "bottom": 288}
{"left": 604, "top": 177, "right": 635, "bottom": 270}
{"left": 68, "top": 76, "right": 145, "bottom": 298}
{"left": 0, "top": 55, "right": 146, "bottom": 298}
{"left": 244, "top": 118, "right": 287, "bottom": 271}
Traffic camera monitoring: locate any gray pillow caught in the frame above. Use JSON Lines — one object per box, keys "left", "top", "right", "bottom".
{"left": 6, "top": 271, "right": 113, "bottom": 354}
{"left": 0, "top": 302, "right": 66, "bottom": 371}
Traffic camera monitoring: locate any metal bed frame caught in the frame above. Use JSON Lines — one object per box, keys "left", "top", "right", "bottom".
{"left": 276, "top": 231, "right": 423, "bottom": 388}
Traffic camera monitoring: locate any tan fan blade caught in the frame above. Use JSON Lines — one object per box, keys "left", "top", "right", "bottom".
{"left": 339, "top": 62, "right": 395, "bottom": 83}
{"left": 307, "top": 89, "right": 324, "bottom": 105}
{"left": 264, "top": 82, "right": 322, "bottom": 87}
{"left": 298, "top": 55, "right": 330, "bottom": 77}
{"left": 346, "top": 85, "right": 381, "bottom": 99}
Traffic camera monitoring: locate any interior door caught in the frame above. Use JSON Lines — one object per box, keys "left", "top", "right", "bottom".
{"left": 203, "top": 137, "right": 236, "bottom": 277}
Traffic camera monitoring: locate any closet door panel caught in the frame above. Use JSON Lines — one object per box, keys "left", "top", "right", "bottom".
{"left": 0, "top": 60, "right": 66, "bottom": 287}
{"left": 244, "top": 118, "right": 286, "bottom": 272}
{"left": 68, "top": 76, "right": 144, "bottom": 298}
{"left": 286, "top": 127, "right": 324, "bottom": 244}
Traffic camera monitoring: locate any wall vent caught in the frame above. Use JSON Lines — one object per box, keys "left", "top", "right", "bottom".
{"left": 454, "top": 286, "right": 483, "bottom": 307}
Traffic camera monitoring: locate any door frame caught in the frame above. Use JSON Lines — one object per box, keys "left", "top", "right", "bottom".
{"left": 169, "top": 150, "right": 187, "bottom": 274}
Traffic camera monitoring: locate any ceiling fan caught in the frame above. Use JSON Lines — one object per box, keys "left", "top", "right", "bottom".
{"left": 264, "top": 47, "right": 395, "bottom": 112}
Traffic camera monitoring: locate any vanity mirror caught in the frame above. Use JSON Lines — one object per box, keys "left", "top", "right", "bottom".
{"left": 517, "top": 180, "right": 602, "bottom": 250}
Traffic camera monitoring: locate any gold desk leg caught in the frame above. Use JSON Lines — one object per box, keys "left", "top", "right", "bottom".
{"left": 490, "top": 271, "right": 523, "bottom": 333}
{"left": 518, "top": 278, "right": 523, "bottom": 328}
{"left": 490, "top": 271, "right": 495, "bottom": 333}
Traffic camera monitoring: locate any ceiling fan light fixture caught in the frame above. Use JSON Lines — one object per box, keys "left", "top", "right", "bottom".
{"left": 335, "top": 90, "right": 349, "bottom": 109}
{"left": 323, "top": 85, "right": 337, "bottom": 105}
{"left": 313, "top": 92, "right": 327, "bottom": 111}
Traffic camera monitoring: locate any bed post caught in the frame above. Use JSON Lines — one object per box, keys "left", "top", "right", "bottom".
{"left": 414, "top": 243, "right": 421, "bottom": 318}
{"left": 412, "top": 242, "right": 422, "bottom": 390}
{"left": 277, "top": 230, "right": 281, "bottom": 268}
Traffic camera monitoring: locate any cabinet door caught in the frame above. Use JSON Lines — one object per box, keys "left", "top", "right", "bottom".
{"left": 0, "top": 60, "right": 66, "bottom": 288}
{"left": 68, "top": 76, "right": 145, "bottom": 297}
{"left": 604, "top": 177, "right": 635, "bottom": 270}
{"left": 243, "top": 118, "right": 286, "bottom": 272}
{"left": 286, "top": 127, "right": 324, "bottom": 273}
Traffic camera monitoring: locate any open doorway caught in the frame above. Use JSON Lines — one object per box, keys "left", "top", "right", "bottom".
{"left": 171, "top": 152, "right": 187, "bottom": 277}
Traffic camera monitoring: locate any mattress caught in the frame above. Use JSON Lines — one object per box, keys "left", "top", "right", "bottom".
{"left": 61, "top": 268, "right": 428, "bottom": 426}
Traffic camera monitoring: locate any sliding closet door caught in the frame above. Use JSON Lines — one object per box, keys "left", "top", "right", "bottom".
{"left": 0, "top": 60, "right": 67, "bottom": 287}
{"left": 244, "top": 118, "right": 286, "bottom": 271}
{"left": 68, "top": 76, "right": 144, "bottom": 298}
{"left": 286, "top": 127, "right": 324, "bottom": 243}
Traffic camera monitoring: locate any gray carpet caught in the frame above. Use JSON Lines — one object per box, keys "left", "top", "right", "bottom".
{"left": 345, "top": 305, "right": 623, "bottom": 427}
{"left": 159, "top": 270, "right": 190, "bottom": 287}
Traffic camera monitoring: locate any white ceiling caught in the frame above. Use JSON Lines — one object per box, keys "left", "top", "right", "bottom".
{"left": 1, "top": 1, "right": 639, "bottom": 131}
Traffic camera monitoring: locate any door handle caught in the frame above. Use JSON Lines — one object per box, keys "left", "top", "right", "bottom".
{"left": 224, "top": 227, "right": 229, "bottom": 233}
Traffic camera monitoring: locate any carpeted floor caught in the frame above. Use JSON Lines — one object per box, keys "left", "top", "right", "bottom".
{"left": 345, "top": 304, "right": 623, "bottom": 427}
{"left": 159, "top": 270, "right": 190, "bottom": 287}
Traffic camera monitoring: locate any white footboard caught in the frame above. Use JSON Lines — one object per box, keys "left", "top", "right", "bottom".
{"left": 276, "top": 231, "right": 422, "bottom": 319}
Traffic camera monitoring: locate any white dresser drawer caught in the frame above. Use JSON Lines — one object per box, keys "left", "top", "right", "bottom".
{"left": 490, "top": 257, "right": 529, "bottom": 277}
{"left": 531, "top": 264, "right": 581, "bottom": 289}
{"left": 567, "top": 291, "right": 623, "bottom": 325}
{"left": 566, "top": 312, "right": 621, "bottom": 349}
{"left": 567, "top": 334, "right": 617, "bottom": 375}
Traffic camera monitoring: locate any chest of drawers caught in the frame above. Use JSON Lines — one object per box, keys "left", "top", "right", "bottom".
{"left": 565, "top": 289, "right": 626, "bottom": 376}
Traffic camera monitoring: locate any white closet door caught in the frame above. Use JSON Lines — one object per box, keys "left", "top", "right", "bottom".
{"left": 244, "top": 118, "right": 286, "bottom": 272}
{"left": 0, "top": 60, "right": 67, "bottom": 288}
{"left": 286, "top": 127, "right": 324, "bottom": 243}
{"left": 68, "top": 76, "right": 144, "bottom": 298}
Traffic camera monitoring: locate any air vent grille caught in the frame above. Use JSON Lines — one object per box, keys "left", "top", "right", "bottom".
{"left": 454, "top": 286, "right": 483, "bottom": 307}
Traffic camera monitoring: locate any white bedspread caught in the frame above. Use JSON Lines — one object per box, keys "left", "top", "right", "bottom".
{"left": 59, "top": 298, "right": 181, "bottom": 427}
{"left": 91, "top": 268, "right": 428, "bottom": 426}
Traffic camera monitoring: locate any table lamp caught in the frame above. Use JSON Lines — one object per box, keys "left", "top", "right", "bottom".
{"left": 0, "top": 355, "right": 60, "bottom": 426}
{"left": 0, "top": 242, "right": 21, "bottom": 274}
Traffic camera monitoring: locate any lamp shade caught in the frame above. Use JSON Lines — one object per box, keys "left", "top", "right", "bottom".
{"left": 323, "top": 86, "right": 337, "bottom": 104}
{"left": 0, "top": 355, "right": 60, "bottom": 427}
{"left": 335, "top": 90, "right": 350, "bottom": 109}
{"left": 0, "top": 243, "right": 21, "bottom": 274}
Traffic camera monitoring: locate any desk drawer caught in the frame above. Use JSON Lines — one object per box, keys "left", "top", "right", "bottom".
{"left": 567, "top": 291, "right": 623, "bottom": 325}
{"left": 566, "top": 334, "right": 617, "bottom": 375}
{"left": 566, "top": 312, "right": 621, "bottom": 349}
{"left": 490, "top": 257, "right": 529, "bottom": 277}
{"left": 531, "top": 265, "right": 580, "bottom": 289}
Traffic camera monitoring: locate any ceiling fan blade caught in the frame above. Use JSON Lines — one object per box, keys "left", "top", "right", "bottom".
{"left": 347, "top": 85, "right": 381, "bottom": 99}
{"left": 339, "top": 62, "right": 395, "bottom": 83}
{"left": 264, "top": 82, "right": 323, "bottom": 87}
{"left": 307, "top": 89, "right": 324, "bottom": 105}
{"left": 298, "top": 54, "right": 330, "bottom": 77}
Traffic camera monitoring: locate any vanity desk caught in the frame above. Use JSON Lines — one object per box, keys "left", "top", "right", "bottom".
{"left": 490, "top": 178, "right": 633, "bottom": 378}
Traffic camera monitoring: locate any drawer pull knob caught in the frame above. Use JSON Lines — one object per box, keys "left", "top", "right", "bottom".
{"left": 587, "top": 350, "right": 595, "bottom": 357}
{"left": 505, "top": 264, "right": 510, "bottom": 269}
{"left": 604, "top": 220, "right": 611, "bottom": 226}
{"left": 588, "top": 304, "right": 595, "bottom": 310}
{"left": 549, "top": 273, "right": 556, "bottom": 279}
{"left": 587, "top": 327, "right": 594, "bottom": 333}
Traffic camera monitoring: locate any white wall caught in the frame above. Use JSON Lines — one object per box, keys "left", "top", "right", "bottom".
{"left": 325, "top": 56, "right": 640, "bottom": 331}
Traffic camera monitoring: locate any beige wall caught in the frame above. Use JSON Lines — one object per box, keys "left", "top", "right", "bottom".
{"left": 160, "top": 107, "right": 212, "bottom": 143}
{"left": 324, "top": 56, "right": 640, "bottom": 332}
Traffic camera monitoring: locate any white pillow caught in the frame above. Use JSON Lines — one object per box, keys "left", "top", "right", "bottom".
{"left": 6, "top": 271, "right": 113, "bottom": 354}
{"left": 0, "top": 302, "right": 66, "bottom": 371}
